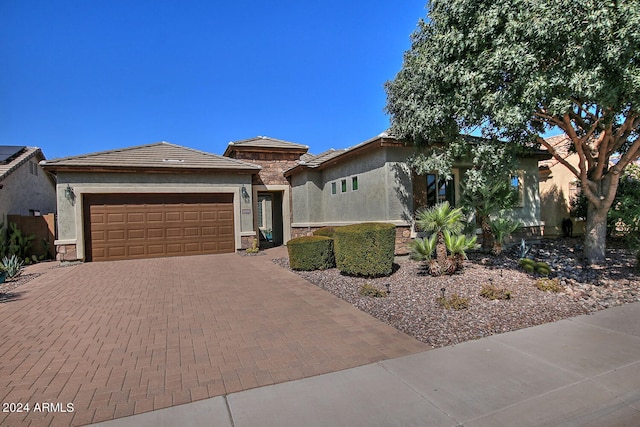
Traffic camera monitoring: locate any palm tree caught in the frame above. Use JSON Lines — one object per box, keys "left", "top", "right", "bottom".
{"left": 488, "top": 217, "right": 521, "bottom": 255}
{"left": 461, "top": 179, "right": 518, "bottom": 252}
{"left": 415, "top": 202, "right": 464, "bottom": 268}
{"left": 409, "top": 234, "right": 437, "bottom": 261}
{"left": 444, "top": 231, "right": 479, "bottom": 271}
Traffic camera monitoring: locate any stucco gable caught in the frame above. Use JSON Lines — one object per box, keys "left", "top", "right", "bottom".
{"left": 0, "top": 146, "right": 46, "bottom": 181}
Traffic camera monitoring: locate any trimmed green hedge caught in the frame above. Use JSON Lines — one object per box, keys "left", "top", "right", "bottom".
{"left": 287, "top": 236, "right": 335, "bottom": 271}
{"left": 313, "top": 226, "right": 338, "bottom": 239}
{"left": 333, "top": 223, "right": 396, "bottom": 277}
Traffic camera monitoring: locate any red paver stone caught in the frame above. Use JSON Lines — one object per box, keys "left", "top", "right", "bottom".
{"left": 0, "top": 249, "right": 427, "bottom": 425}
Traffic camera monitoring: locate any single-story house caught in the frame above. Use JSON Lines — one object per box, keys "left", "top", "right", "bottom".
{"left": 42, "top": 134, "right": 549, "bottom": 262}
{"left": 0, "top": 145, "right": 56, "bottom": 224}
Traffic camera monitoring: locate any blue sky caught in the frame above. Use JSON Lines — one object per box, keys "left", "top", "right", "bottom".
{"left": 1, "top": 1, "right": 427, "bottom": 159}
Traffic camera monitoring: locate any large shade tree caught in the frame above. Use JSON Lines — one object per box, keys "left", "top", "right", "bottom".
{"left": 385, "top": 0, "right": 640, "bottom": 264}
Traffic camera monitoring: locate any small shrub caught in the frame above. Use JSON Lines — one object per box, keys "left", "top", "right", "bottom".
{"left": 287, "top": 236, "right": 335, "bottom": 271}
{"left": 1, "top": 255, "right": 23, "bottom": 279}
{"left": 313, "top": 226, "right": 339, "bottom": 239}
{"left": 334, "top": 223, "right": 396, "bottom": 277}
{"left": 480, "top": 284, "right": 512, "bottom": 300}
{"left": 358, "top": 283, "right": 387, "bottom": 298}
{"left": 536, "top": 278, "right": 563, "bottom": 293}
{"left": 245, "top": 238, "right": 259, "bottom": 254}
{"left": 438, "top": 293, "right": 469, "bottom": 310}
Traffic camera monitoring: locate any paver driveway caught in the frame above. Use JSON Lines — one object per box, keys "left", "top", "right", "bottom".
{"left": 0, "top": 249, "right": 427, "bottom": 426}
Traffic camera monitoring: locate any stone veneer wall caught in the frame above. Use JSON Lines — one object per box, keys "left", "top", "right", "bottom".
{"left": 232, "top": 151, "right": 301, "bottom": 186}
{"left": 56, "top": 243, "right": 77, "bottom": 262}
{"left": 290, "top": 225, "right": 412, "bottom": 256}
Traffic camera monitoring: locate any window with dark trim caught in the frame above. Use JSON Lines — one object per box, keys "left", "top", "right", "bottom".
{"left": 341, "top": 179, "right": 347, "bottom": 193}
{"left": 331, "top": 182, "right": 337, "bottom": 195}
{"left": 426, "top": 173, "right": 455, "bottom": 207}
{"left": 352, "top": 176, "right": 358, "bottom": 191}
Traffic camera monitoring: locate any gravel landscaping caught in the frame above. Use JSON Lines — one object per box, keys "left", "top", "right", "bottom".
{"left": 274, "top": 237, "right": 640, "bottom": 348}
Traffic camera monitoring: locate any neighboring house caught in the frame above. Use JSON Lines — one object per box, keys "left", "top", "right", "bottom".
{"left": 42, "top": 134, "right": 549, "bottom": 262}
{"left": 538, "top": 134, "right": 585, "bottom": 237}
{"left": 0, "top": 145, "right": 56, "bottom": 225}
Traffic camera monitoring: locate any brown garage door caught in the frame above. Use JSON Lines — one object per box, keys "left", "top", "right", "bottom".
{"left": 84, "top": 193, "right": 235, "bottom": 261}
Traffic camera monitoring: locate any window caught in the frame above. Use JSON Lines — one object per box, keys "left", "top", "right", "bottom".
{"left": 341, "top": 179, "right": 347, "bottom": 193}
{"left": 426, "top": 173, "right": 455, "bottom": 207}
{"left": 352, "top": 176, "right": 358, "bottom": 191}
{"left": 510, "top": 171, "right": 524, "bottom": 206}
{"left": 331, "top": 182, "right": 337, "bottom": 195}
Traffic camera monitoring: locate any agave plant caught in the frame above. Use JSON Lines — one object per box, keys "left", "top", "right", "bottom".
{"left": 444, "top": 231, "right": 479, "bottom": 271}
{"left": 1, "top": 255, "right": 23, "bottom": 279}
{"left": 415, "top": 202, "right": 464, "bottom": 267}
{"left": 488, "top": 217, "right": 521, "bottom": 255}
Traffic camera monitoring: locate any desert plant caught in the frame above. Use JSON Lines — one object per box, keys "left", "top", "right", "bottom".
{"left": 488, "top": 217, "right": 521, "bottom": 255}
{"left": 415, "top": 201, "right": 464, "bottom": 272}
{"left": 437, "top": 293, "right": 469, "bottom": 310}
{"left": 333, "top": 223, "right": 396, "bottom": 277}
{"left": 444, "top": 231, "right": 479, "bottom": 270}
{"left": 519, "top": 258, "right": 551, "bottom": 276}
{"left": 1, "top": 255, "right": 23, "bottom": 279}
{"left": 518, "top": 238, "right": 531, "bottom": 259}
{"left": 245, "top": 238, "right": 260, "bottom": 254}
{"left": 409, "top": 234, "right": 437, "bottom": 261}
{"left": 287, "top": 236, "right": 335, "bottom": 271}
{"left": 536, "top": 278, "right": 563, "bottom": 293}
{"left": 480, "top": 283, "right": 512, "bottom": 300}
{"left": 358, "top": 283, "right": 387, "bottom": 298}
{"left": 7, "top": 222, "right": 35, "bottom": 262}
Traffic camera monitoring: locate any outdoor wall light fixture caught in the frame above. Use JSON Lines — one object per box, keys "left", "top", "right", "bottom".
{"left": 64, "top": 184, "right": 76, "bottom": 205}
{"left": 241, "top": 186, "right": 251, "bottom": 203}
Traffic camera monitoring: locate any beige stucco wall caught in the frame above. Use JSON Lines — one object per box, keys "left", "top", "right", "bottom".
{"left": 0, "top": 159, "right": 56, "bottom": 225}
{"left": 539, "top": 154, "right": 585, "bottom": 236}
{"left": 54, "top": 171, "right": 255, "bottom": 260}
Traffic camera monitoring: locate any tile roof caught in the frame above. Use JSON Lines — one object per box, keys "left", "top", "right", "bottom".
{"left": 225, "top": 136, "right": 309, "bottom": 153}
{"left": 298, "top": 149, "right": 349, "bottom": 168}
{"left": 42, "top": 142, "right": 261, "bottom": 172}
{"left": 539, "top": 134, "right": 573, "bottom": 168}
{"left": 0, "top": 147, "right": 44, "bottom": 181}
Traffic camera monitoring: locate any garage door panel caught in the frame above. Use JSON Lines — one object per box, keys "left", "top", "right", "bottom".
{"left": 85, "top": 193, "right": 235, "bottom": 261}
{"left": 127, "top": 213, "right": 145, "bottom": 223}
{"left": 183, "top": 211, "right": 199, "bottom": 221}
{"left": 218, "top": 211, "right": 233, "bottom": 221}
{"left": 148, "top": 228, "right": 164, "bottom": 239}
{"left": 128, "top": 246, "right": 146, "bottom": 256}
{"left": 165, "top": 212, "right": 182, "bottom": 222}
{"left": 147, "top": 212, "right": 163, "bottom": 222}
{"left": 128, "top": 229, "right": 145, "bottom": 239}
{"left": 107, "top": 230, "right": 126, "bottom": 241}
{"left": 107, "top": 213, "right": 126, "bottom": 223}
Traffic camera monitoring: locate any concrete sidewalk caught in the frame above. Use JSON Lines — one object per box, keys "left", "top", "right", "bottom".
{"left": 93, "top": 302, "right": 640, "bottom": 427}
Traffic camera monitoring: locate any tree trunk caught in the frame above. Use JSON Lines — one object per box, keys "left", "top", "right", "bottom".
{"left": 436, "top": 231, "right": 447, "bottom": 265}
{"left": 584, "top": 200, "right": 608, "bottom": 265}
{"left": 480, "top": 216, "right": 493, "bottom": 252}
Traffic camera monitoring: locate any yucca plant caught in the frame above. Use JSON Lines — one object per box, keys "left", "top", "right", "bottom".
{"left": 444, "top": 231, "right": 479, "bottom": 271}
{"left": 488, "top": 217, "right": 521, "bottom": 255}
{"left": 1, "top": 255, "right": 23, "bottom": 279}
{"left": 415, "top": 202, "right": 464, "bottom": 267}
